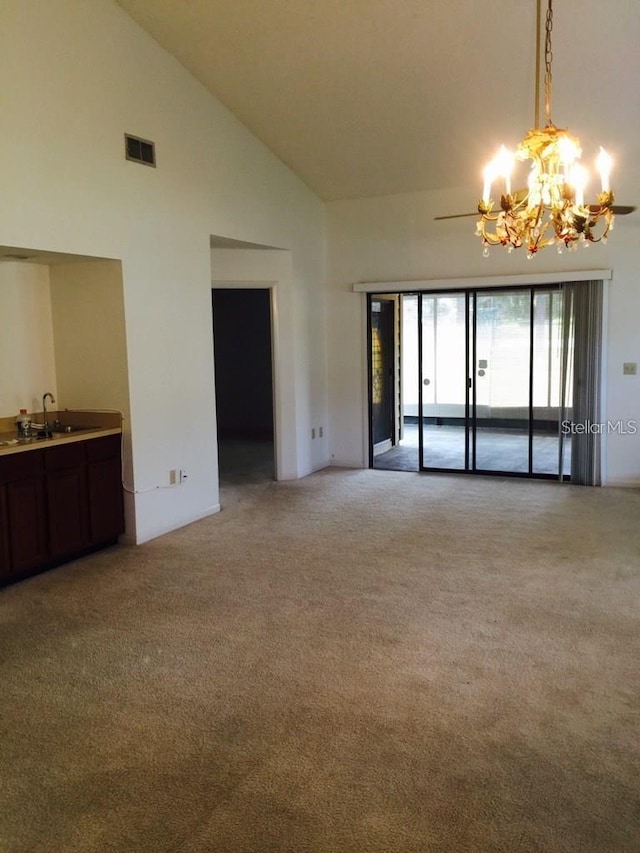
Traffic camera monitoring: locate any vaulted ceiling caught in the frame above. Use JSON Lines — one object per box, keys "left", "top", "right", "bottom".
{"left": 116, "top": 0, "right": 640, "bottom": 202}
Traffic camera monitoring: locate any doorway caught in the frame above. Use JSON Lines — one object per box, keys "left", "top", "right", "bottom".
{"left": 370, "top": 282, "right": 602, "bottom": 482}
{"left": 212, "top": 288, "right": 275, "bottom": 485}
{"left": 370, "top": 297, "right": 397, "bottom": 456}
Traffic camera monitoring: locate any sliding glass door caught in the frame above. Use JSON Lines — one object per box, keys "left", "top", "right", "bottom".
{"left": 419, "top": 285, "right": 572, "bottom": 479}
{"left": 471, "top": 289, "right": 569, "bottom": 476}
{"left": 473, "top": 290, "right": 531, "bottom": 473}
{"left": 420, "top": 292, "right": 469, "bottom": 471}
{"left": 370, "top": 281, "right": 601, "bottom": 482}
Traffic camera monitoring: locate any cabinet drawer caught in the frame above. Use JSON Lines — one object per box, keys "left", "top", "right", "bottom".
{"left": 86, "top": 434, "right": 121, "bottom": 462}
{"left": 0, "top": 450, "right": 44, "bottom": 484}
{"left": 45, "top": 442, "right": 86, "bottom": 471}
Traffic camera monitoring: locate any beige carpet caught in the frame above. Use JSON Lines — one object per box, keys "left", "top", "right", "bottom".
{"left": 1, "top": 469, "right": 639, "bottom": 852}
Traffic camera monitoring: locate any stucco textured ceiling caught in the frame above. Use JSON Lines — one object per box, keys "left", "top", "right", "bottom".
{"left": 116, "top": 0, "right": 640, "bottom": 202}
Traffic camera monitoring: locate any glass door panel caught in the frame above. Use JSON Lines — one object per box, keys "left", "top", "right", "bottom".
{"left": 420, "top": 293, "right": 468, "bottom": 470}
{"left": 531, "top": 289, "right": 571, "bottom": 476}
{"left": 474, "top": 291, "right": 531, "bottom": 473}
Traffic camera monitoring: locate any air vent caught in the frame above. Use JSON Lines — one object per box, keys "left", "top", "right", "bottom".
{"left": 125, "top": 133, "right": 156, "bottom": 167}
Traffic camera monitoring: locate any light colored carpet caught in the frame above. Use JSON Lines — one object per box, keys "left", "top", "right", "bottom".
{"left": 1, "top": 469, "right": 639, "bottom": 852}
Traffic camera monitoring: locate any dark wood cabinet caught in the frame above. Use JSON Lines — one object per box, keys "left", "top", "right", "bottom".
{"left": 0, "top": 487, "right": 9, "bottom": 580}
{"left": 87, "top": 435, "right": 124, "bottom": 546}
{"left": 0, "top": 433, "right": 123, "bottom": 585}
{"left": 6, "top": 478, "right": 48, "bottom": 577}
{"left": 0, "top": 450, "right": 48, "bottom": 582}
{"left": 45, "top": 442, "right": 89, "bottom": 560}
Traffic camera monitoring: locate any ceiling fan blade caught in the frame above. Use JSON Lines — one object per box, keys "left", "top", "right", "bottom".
{"left": 433, "top": 212, "right": 477, "bottom": 221}
{"left": 435, "top": 204, "right": 636, "bottom": 222}
{"left": 610, "top": 205, "right": 636, "bottom": 215}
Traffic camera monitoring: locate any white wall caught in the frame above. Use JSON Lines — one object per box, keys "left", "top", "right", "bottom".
{"left": 49, "top": 261, "right": 130, "bottom": 417}
{"left": 0, "top": 0, "right": 327, "bottom": 543}
{"left": 49, "top": 259, "right": 135, "bottom": 539}
{"left": 327, "top": 185, "right": 640, "bottom": 485}
{"left": 0, "top": 263, "right": 57, "bottom": 416}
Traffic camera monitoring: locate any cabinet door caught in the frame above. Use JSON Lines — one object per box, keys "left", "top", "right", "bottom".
{"left": 0, "top": 486, "right": 11, "bottom": 582}
{"left": 45, "top": 442, "right": 89, "bottom": 560}
{"left": 46, "top": 466, "right": 89, "bottom": 559}
{"left": 87, "top": 456, "right": 124, "bottom": 545}
{"left": 6, "top": 478, "right": 48, "bottom": 576}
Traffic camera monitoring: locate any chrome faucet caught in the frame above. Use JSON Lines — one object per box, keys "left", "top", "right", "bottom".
{"left": 42, "top": 392, "right": 56, "bottom": 431}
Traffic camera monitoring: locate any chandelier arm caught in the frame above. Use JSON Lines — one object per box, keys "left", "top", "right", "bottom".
{"left": 529, "top": 201, "right": 545, "bottom": 249}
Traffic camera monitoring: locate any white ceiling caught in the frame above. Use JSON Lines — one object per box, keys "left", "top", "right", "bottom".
{"left": 115, "top": 0, "right": 640, "bottom": 202}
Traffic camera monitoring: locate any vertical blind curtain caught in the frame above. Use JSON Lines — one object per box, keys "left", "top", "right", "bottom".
{"left": 558, "top": 280, "right": 603, "bottom": 486}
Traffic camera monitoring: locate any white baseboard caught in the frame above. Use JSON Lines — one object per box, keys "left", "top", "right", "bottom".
{"left": 373, "top": 439, "right": 392, "bottom": 456}
{"left": 130, "top": 503, "right": 221, "bottom": 546}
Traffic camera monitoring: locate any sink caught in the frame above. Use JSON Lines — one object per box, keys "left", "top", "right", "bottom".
{"left": 50, "top": 425, "right": 100, "bottom": 434}
{"left": 30, "top": 425, "right": 100, "bottom": 438}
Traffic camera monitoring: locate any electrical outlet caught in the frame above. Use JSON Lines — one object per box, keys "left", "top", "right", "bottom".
{"left": 311, "top": 428, "right": 316, "bottom": 439}
{"left": 623, "top": 362, "right": 637, "bottom": 375}
{"left": 319, "top": 426, "right": 323, "bottom": 438}
{"left": 169, "top": 469, "right": 177, "bottom": 486}
{"left": 179, "top": 469, "right": 188, "bottom": 482}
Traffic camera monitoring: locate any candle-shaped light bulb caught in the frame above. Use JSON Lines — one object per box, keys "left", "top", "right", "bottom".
{"left": 482, "top": 163, "right": 495, "bottom": 205}
{"left": 596, "top": 147, "right": 612, "bottom": 193}
{"left": 558, "top": 135, "right": 579, "bottom": 180}
{"left": 495, "top": 145, "right": 515, "bottom": 196}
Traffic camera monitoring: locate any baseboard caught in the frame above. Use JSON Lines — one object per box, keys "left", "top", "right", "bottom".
{"left": 373, "top": 439, "right": 392, "bottom": 456}
{"left": 295, "top": 460, "right": 331, "bottom": 479}
{"left": 133, "top": 504, "right": 221, "bottom": 545}
{"left": 326, "top": 459, "right": 364, "bottom": 470}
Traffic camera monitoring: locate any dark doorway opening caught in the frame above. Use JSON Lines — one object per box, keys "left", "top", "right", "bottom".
{"left": 212, "top": 288, "right": 275, "bottom": 485}
{"left": 370, "top": 297, "right": 396, "bottom": 456}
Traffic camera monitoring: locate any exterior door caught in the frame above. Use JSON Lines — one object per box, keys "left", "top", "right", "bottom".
{"left": 419, "top": 292, "right": 470, "bottom": 471}
{"left": 418, "top": 286, "right": 569, "bottom": 479}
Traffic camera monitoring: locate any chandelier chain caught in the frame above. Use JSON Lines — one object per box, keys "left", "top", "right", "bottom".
{"left": 544, "top": 1, "right": 553, "bottom": 126}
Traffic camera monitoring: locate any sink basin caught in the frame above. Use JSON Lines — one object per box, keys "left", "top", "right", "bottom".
{"left": 30, "top": 425, "right": 100, "bottom": 438}
{"left": 50, "top": 425, "right": 100, "bottom": 434}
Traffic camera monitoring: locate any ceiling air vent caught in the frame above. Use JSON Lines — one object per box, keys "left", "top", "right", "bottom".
{"left": 125, "top": 133, "right": 156, "bottom": 167}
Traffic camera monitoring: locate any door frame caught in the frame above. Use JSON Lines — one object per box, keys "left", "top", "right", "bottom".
{"left": 367, "top": 294, "right": 401, "bottom": 465}
{"left": 212, "top": 280, "right": 281, "bottom": 480}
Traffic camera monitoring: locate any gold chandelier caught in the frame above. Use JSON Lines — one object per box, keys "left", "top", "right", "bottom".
{"left": 476, "top": 0, "right": 614, "bottom": 258}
